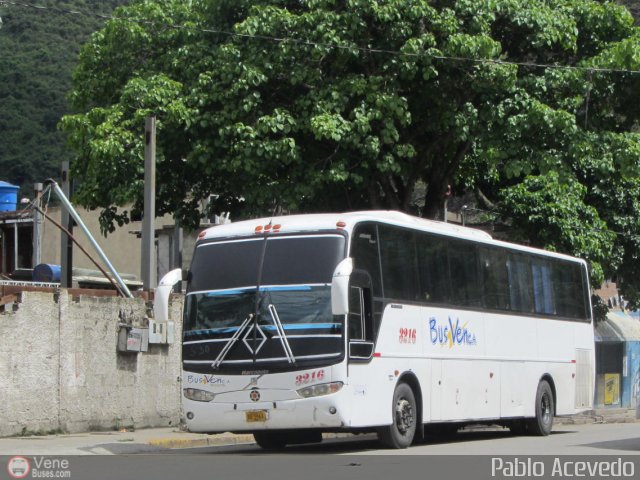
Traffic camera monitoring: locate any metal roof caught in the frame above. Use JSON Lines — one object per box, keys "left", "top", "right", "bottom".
{"left": 595, "top": 311, "right": 640, "bottom": 342}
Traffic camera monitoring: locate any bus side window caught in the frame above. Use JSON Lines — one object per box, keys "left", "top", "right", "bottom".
{"left": 416, "top": 233, "right": 451, "bottom": 304}
{"left": 532, "top": 259, "right": 555, "bottom": 314}
{"left": 351, "top": 224, "right": 383, "bottom": 298}
{"left": 480, "top": 248, "right": 510, "bottom": 310}
{"left": 351, "top": 224, "right": 384, "bottom": 339}
{"left": 448, "top": 240, "right": 482, "bottom": 307}
{"left": 379, "top": 225, "right": 420, "bottom": 302}
{"left": 349, "top": 286, "right": 365, "bottom": 341}
{"left": 507, "top": 254, "right": 534, "bottom": 313}
{"left": 553, "top": 262, "right": 587, "bottom": 319}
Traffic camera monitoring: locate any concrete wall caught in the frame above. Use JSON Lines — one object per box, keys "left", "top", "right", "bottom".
{"left": 0, "top": 290, "right": 184, "bottom": 436}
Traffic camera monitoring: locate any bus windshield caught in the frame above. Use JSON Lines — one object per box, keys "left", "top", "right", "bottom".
{"left": 183, "top": 234, "right": 346, "bottom": 374}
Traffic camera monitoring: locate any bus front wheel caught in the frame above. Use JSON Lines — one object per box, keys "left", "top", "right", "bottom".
{"left": 527, "top": 380, "right": 554, "bottom": 436}
{"left": 253, "top": 429, "right": 322, "bottom": 449}
{"left": 378, "top": 382, "right": 417, "bottom": 449}
{"left": 253, "top": 431, "right": 287, "bottom": 450}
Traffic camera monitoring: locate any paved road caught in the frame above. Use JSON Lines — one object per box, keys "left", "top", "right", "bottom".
{"left": 1, "top": 422, "right": 637, "bottom": 456}
{"left": 1, "top": 424, "right": 638, "bottom": 480}
{"left": 152, "top": 423, "right": 640, "bottom": 456}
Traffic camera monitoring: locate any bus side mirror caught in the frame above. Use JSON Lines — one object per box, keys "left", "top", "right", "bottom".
{"left": 153, "top": 268, "right": 183, "bottom": 322}
{"left": 331, "top": 257, "right": 353, "bottom": 316}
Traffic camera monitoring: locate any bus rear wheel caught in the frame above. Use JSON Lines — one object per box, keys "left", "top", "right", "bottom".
{"left": 378, "top": 382, "right": 417, "bottom": 449}
{"left": 527, "top": 380, "right": 554, "bottom": 436}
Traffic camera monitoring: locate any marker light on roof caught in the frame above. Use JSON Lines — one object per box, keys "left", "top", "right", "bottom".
{"left": 198, "top": 231, "right": 206, "bottom": 239}
{"left": 256, "top": 223, "right": 283, "bottom": 234}
{"left": 336, "top": 221, "right": 346, "bottom": 228}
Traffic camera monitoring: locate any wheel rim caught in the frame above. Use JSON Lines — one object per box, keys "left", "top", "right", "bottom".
{"left": 395, "top": 397, "right": 414, "bottom": 434}
{"left": 541, "top": 391, "right": 552, "bottom": 425}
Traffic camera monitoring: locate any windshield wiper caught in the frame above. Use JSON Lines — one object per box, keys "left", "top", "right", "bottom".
{"left": 211, "top": 314, "right": 253, "bottom": 369}
{"left": 268, "top": 304, "right": 296, "bottom": 364}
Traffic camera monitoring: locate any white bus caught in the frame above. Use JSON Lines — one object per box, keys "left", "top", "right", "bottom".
{"left": 179, "top": 211, "right": 594, "bottom": 449}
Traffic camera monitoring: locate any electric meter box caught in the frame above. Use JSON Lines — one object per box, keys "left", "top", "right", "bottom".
{"left": 117, "top": 326, "right": 149, "bottom": 353}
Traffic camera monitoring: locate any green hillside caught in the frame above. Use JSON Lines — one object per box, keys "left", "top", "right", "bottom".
{"left": 0, "top": 0, "right": 127, "bottom": 193}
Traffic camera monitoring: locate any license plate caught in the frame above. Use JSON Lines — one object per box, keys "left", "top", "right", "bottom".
{"left": 245, "top": 410, "right": 268, "bottom": 422}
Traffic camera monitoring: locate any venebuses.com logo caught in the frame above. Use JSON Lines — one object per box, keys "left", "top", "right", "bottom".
{"left": 6, "top": 456, "right": 71, "bottom": 478}
{"left": 7, "top": 456, "right": 30, "bottom": 479}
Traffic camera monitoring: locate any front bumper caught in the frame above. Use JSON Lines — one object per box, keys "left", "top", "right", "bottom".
{"left": 184, "top": 389, "right": 350, "bottom": 433}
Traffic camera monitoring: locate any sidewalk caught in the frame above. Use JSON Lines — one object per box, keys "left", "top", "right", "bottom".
{"left": 556, "top": 408, "right": 638, "bottom": 425}
{"left": 0, "top": 428, "right": 256, "bottom": 456}
{"left": 0, "top": 409, "right": 636, "bottom": 456}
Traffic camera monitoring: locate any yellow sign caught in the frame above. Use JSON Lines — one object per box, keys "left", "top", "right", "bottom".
{"left": 604, "top": 374, "right": 620, "bottom": 405}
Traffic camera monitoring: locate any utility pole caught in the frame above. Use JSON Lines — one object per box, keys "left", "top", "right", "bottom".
{"left": 60, "top": 161, "right": 73, "bottom": 288}
{"left": 141, "top": 116, "right": 157, "bottom": 290}
{"left": 172, "top": 222, "right": 183, "bottom": 293}
{"left": 32, "top": 182, "right": 43, "bottom": 267}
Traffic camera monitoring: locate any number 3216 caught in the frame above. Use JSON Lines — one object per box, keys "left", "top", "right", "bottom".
{"left": 399, "top": 328, "right": 417, "bottom": 344}
{"left": 295, "top": 369, "right": 325, "bottom": 385}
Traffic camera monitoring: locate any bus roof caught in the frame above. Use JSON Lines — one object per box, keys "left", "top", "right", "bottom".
{"left": 198, "top": 210, "right": 491, "bottom": 240}
{"left": 197, "top": 210, "right": 586, "bottom": 265}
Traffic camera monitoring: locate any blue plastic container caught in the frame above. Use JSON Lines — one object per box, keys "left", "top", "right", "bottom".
{"left": 33, "top": 264, "right": 62, "bottom": 283}
{"left": 0, "top": 181, "right": 19, "bottom": 212}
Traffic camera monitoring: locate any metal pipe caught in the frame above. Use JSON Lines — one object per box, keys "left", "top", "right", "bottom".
{"left": 45, "top": 179, "right": 133, "bottom": 298}
{"left": 1, "top": 228, "right": 6, "bottom": 273}
{"left": 32, "top": 182, "right": 43, "bottom": 267}
{"left": 13, "top": 222, "right": 18, "bottom": 270}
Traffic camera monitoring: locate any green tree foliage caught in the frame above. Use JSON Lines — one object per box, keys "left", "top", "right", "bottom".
{"left": 499, "top": 173, "right": 615, "bottom": 285}
{"left": 0, "top": 0, "right": 127, "bottom": 192}
{"left": 619, "top": 0, "right": 640, "bottom": 22}
{"left": 61, "top": 1, "right": 640, "bottom": 299}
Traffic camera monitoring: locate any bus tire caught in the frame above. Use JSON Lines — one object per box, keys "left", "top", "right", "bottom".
{"left": 527, "top": 380, "right": 554, "bottom": 436}
{"left": 378, "top": 382, "right": 417, "bottom": 449}
{"left": 253, "top": 431, "right": 287, "bottom": 450}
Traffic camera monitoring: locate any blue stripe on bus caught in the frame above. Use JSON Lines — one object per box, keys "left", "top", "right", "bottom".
{"left": 205, "top": 289, "right": 247, "bottom": 296}
{"left": 260, "top": 285, "right": 312, "bottom": 292}
{"left": 184, "top": 323, "right": 341, "bottom": 337}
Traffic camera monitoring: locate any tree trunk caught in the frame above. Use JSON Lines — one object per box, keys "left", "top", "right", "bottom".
{"left": 421, "top": 141, "right": 471, "bottom": 220}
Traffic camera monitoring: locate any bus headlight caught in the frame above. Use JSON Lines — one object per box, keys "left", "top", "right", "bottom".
{"left": 183, "top": 388, "right": 216, "bottom": 402}
{"left": 297, "top": 382, "right": 343, "bottom": 398}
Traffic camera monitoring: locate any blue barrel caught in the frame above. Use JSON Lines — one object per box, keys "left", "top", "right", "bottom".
{"left": 0, "top": 181, "right": 19, "bottom": 212}
{"left": 33, "top": 264, "right": 62, "bottom": 283}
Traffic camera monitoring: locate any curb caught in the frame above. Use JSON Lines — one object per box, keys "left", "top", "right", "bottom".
{"left": 147, "top": 432, "right": 356, "bottom": 450}
{"left": 148, "top": 434, "right": 255, "bottom": 449}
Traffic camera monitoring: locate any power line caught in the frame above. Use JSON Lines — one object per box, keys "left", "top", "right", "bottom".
{"left": 2, "top": 0, "right": 640, "bottom": 76}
